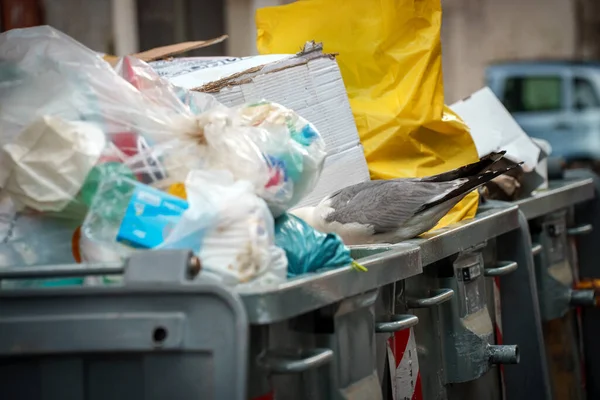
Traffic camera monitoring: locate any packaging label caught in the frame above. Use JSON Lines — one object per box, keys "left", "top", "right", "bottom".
{"left": 116, "top": 185, "right": 188, "bottom": 249}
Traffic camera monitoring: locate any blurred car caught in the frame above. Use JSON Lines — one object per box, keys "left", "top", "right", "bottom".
{"left": 486, "top": 61, "right": 600, "bottom": 166}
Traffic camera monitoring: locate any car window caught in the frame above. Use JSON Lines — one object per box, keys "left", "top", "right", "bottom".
{"left": 503, "top": 76, "right": 562, "bottom": 113}
{"left": 573, "top": 77, "right": 600, "bottom": 110}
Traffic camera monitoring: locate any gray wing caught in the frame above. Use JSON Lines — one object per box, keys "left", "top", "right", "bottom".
{"left": 322, "top": 180, "right": 390, "bottom": 206}
{"left": 325, "top": 179, "right": 463, "bottom": 233}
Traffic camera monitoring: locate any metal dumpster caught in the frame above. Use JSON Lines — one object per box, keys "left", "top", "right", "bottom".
{"left": 0, "top": 250, "right": 249, "bottom": 400}
{"left": 558, "top": 170, "right": 600, "bottom": 400}
{"left": 365, "top": 204, "right": 522, "bottom": 400}
{"left": 498, "top": 177, "right": 595, "bottom": 400}
{"left": 241, "top": 244, "right": 422, "bottom": 400}
{"left": 0, "top": 243, "right": 423, "bottom": 400}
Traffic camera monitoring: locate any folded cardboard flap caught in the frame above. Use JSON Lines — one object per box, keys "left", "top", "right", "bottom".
{"left": 103, "top": 35, "right": 228, "bottom": 66}
{"left": 135, "top": 35, "right": 228, "bottom": 61}
{"left": 195, "top": 46, "right": 335, "bottom": 93}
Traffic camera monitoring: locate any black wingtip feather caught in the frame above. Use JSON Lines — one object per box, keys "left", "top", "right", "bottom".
{"left": 419, "top": 160, "right": 522, "bottom": 212}
{"left": 421, "top": 151, "right": 508, "bottom": 183}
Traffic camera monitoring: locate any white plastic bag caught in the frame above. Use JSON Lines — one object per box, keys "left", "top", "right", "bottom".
{"left": 115, "top": 55, "right": 223, "bottom": 116}
{"left": 196, "top": 101, "right": 326, "bottom": 216}
{"left": 161, "top": 170, "right": 287, "bottom": 285}
{"left": 80, "top": 169, "right": 287, "bottom": 286}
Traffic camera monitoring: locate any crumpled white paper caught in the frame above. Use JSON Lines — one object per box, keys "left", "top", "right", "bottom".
{"left": 1, "top": 115, "right": 106, "bottom": 212}
{"left": 451, "top": 87, "right": 541, "bottom": 172}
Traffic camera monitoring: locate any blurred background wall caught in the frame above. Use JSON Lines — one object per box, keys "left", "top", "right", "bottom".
{"left": 442, "top": 0, "right": 577, "bottom": 102}
{"left": 2, "top": 0, "right": 599, "bottom": 101}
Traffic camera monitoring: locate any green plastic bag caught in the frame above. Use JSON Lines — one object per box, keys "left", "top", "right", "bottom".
{"left": 275, "top": 213, "right": 365, "bottom": 277}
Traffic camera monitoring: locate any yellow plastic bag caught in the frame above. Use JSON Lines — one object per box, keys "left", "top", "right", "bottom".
{"left": 256, "top": 0, "right": 479, "bottom": 230}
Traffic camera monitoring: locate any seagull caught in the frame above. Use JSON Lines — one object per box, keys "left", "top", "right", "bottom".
{"left": 290, "top": 152, "right": 520, "bottom": 245}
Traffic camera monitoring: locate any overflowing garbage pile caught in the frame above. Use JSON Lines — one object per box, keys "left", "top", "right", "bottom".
{"left": 0, "top": 26, "right": 360, "bottom": 288}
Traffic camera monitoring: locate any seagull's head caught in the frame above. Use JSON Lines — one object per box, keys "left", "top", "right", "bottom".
{"left": 289, "top": 206, "right": 318, "bottom": 228}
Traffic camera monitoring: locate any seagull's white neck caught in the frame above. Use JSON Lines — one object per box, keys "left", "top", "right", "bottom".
{"left": 289, "top": 206, "right": 320, "bottom": 229}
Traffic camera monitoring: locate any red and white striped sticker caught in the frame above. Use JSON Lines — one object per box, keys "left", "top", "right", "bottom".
{"left": 251, "top": 391, "right": 274, "bottom": 400}
{"left": 493, "top": 277, "right": 506, "bottom": 400}
{"left": 387, "top": 328, "right": 423, "bottom": 400}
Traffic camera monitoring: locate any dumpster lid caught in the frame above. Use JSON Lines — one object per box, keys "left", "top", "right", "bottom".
{"left": 515, "top": 178, "right": 594, "bottom": 220}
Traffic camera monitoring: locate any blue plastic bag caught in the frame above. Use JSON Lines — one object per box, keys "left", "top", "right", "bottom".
{"left": 275, "top": 213, "right": 363, "bottom": 277}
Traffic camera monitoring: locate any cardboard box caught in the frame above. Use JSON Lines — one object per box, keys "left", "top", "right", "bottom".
{"left": 151, "top": 43, "right": 361, "bottom": 156}
{"left": 293, "top": 144, "right": 370, "bottom": 208}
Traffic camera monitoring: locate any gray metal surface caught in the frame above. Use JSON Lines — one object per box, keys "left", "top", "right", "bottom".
{"left": 400, "top": 266, "right": 450, "bottom": 400}
{"left": 487, "top": 345, "right": 519, "bottom": 364}
{"left": 413, "top": 206, "right": 520, "bottom": 266}
{"left": 446, "top": 245, "right": 505, "bottom": 400}
{"left": 267, "top": 290, "right": 384, "bottom": 400}
{"left": 375, "top": 314, "right": 419, "bottom": 333}
{"left": 374, "top": 284, "right": 396, "bottom": 398}
{"left": 446, "top": 369, "right": 502, "bottom": 400}
{"left": 262, "top": 348, "right": 334, "bottom": 374}
{"left": 515, "top": 179, "right": 594, "bottom": 220}
{"left": 570, "top": 289, "right": 596, "bottom": 306}
{"left": 0, "top": 251, "right": 248, "bottom": 400}
{"left": 439, "top": 250, "right": 518, "bottom": 384}
{"left": 351, "top": 207, "right": 519, "bottom": 400}
{"left": 351, "top": 205, "right": 520, "bottom": 269}
{"left": 484, "top": 261, "right": 518, "bottom": 277}
{"left": 239, "top": 244, "right": 421, "bottom": 325}
{"left": 407, "top": 288, "right": 454, "bottom": 308}
{"left": 533, "top": 210, "right": 576, "bottom": 320}
{"left": 496, "top": 211, "right": 553, "bottom": 400}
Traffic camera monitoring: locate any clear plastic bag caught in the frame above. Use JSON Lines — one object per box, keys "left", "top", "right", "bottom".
{"left": 0, "top": 26, "right": 210, "bottom": 218}
{"left": 81, "top": 169, "right": 287, "bottom": 286}
{"left": 195, "top": 102, "right": 326, "bottom": 216}
{"left": 0, "top": 26, "right": 325, "bottom": 221}
{"left": 114, "top": 55, "right": 223, "bottom": 116}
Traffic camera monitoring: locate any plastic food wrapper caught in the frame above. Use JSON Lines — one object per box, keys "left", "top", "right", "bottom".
{"left": 81, "top": 170, "right": 287, "bottom": 286}
{"left": 257, "top": 0, "right": 480, "bottom": 230}
{"left": 274, "top": 213, "right": 361, "bottom": 277}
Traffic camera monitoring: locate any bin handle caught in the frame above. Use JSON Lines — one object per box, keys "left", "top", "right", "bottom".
{"left": 531, "top": 243, "right": 543, "bottom": 256}
{"left": 262, "top": 348, "right": 333, "bottom": 374}
{"left": 484, "top": 261, "right": 518, "bottom": 277}
{"left": 0, "top": 254, "right": 202, "bottom": 282}
{"left": 407, "top": 288, "right": 454, "bottom": 308}
{"left": 375, "top": 314, "right": 419, "bottom": 333}
{"left": 570, "top": 289, "right": 597, "bottom": 307}
{"left": 568, "top": 224, "right": 593, "bottom": 236}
